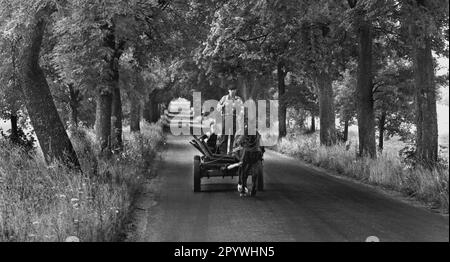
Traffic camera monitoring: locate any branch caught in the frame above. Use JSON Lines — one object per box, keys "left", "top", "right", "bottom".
{"left": 372, "top": 81, "right": 386, "bottom": 94}
{"left": 236, "top": 33, "right": 270, "bottom": 43}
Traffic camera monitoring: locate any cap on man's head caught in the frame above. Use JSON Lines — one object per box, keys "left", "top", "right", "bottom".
{"left": 227, "top": 85, "right": 237, "bottom": 90}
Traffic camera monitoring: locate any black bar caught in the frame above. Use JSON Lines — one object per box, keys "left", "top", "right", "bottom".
{"left": 1, "top": 242, "right": 447, "bottom": 261}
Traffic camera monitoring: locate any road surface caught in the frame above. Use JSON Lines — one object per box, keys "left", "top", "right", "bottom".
{"left": 129, "top": 135, "right": 449, "bottom": 242}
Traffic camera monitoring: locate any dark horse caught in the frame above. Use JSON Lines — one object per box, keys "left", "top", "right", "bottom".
{"left": 233, "top": 132, "right": 264, "bottom": 197}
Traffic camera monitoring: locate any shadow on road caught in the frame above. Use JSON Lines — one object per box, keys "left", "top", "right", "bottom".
{"left": 199, "top": 183, "right": 237, "bottom": 193}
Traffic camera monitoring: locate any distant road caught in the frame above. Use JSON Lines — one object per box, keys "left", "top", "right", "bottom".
{"left": 129, "top": 135, "right": 449, "bottom": 242}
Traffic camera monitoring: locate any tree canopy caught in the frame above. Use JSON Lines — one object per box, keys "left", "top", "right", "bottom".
{"left": 0, "top": 0, "right": 448, "bottom": 166}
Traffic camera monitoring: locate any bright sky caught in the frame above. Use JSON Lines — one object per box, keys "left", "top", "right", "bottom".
{"left": 436, "top": 55, "right": 449, "bottom": 106}
{"left": 437, "top": 56, "right": 449, "bottom": 77}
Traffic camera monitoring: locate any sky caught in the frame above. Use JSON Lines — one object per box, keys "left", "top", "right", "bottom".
{"left": 437, "top": 56, "right": 449, "bottom": 76}
{"left": 437, "top": 56, "right": 449, "bottom": 105}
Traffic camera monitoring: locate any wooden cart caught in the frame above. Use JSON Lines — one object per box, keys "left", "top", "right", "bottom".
{"left": 190, "top": 135, "right": 264, "bottom": 192}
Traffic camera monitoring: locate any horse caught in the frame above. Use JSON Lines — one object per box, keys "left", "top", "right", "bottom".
{"left": 233, "top": 132, "right": 264, "bottom": 197}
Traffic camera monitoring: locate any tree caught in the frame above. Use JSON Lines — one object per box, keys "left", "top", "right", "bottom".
{"left": 119, "top": 50, "right": 142, "bottom": 132}
{"left": 4, "top": 1, "right": 80, "bottom": 167}
{"left": 50, "top": 0, "right": 177, "bottom": 156}
{"left": 197, "top": 0, "right": 294, "bottom": 137}
{"left": 284, "top": 74, "right": 319, "bottom": 133}
{"left": 346, "top": 0, "right": 378, "bottom": 158}
{"left": 334, "top": 67, "right": 357, "bottom": 142}
{"left": 51, "top": 0, "right": 116, "bottom": 156}
{"left": 373, "top": 57, "right": 415, "bottom": 151}
{"left": 402, "top": 0, "right": 449, "bottom": 166}
{"left": 0, "top": 22, "right": 23, "bottom": 144}
{"left": 292, "top": 1, "right": 357, "bottom": 146}
{"left": 277, "top": 62, "right": 287, "bottom": 138}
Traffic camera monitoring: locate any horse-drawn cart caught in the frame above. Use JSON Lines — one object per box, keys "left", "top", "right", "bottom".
{"left": 190, "top": 135, "right": 264, "bottom": 192}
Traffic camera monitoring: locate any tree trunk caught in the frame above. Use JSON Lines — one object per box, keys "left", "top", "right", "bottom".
{"left": 111, "top": 85, "right": 122, "bottom": 152}
{"left": 130, "top": 94, "right": 141, "bottom": 133}
{"left": 143, "top": 101, "right": 151, "bottom": 123}
{"left": 356, "top": 20, "right": 377, "bottom": 158}
{"left": 241, "top": 73, "right": 258, "bottom": 100}
{"left": 151, "top": 100, "right": 160, "bottom": 123}
{"left": 18, "top": 7, "right": 80, "bottom": 168}
{"left": 277, "top": 62, "right": 287, "bottom": 138}
{"left": 10, "top": 112, "right": 19, "bottom": 144}
{"left": 241, "top": 75, "right": 249, "bottom": 101}
{"left": 413, "top": 36, "right": 438, "bottom": 165}
{"left": 298, "top": 109, "right": 306, "bottom": 129}
{"left": 310, "top": 113, "right": 316, "bottom": 132}
{"left": 316, "top": 73, "right": 337, "bottom": 146}
{"left": 378, "top": 111, "right": 386, "bottom": 152}
{"left": 101, "top": 22, "right": 123, "bottom": 153}
{"left": 144, "top": 92, "right": 160, "bottom": 123}
{"left": 95, "top": 89, "right": 113, "bottom": 158}
{"left": 343, "top": 119, "right": 349, "bottom": 142}
{"left": 249, "top": 74, "right": 259, "bottom": 99}
{"left": 68, "top": 84, "right": 80, "bottom": 128}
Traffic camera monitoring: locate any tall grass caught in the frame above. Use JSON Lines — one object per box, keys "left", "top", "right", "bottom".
{"left": 276, "top": 132, "right": 449, "bottom": 213}
{"left": 0, "top": 121, "right": 163, "bottom": 242}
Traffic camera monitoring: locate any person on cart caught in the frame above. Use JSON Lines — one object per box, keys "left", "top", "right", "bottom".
{"left": 216, "top": 83, "right": 243, "bottom": 155}
{"left": 200, "top": 121, "right": 219, "bottom": 153}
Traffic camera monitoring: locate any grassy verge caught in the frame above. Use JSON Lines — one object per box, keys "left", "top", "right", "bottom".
{"left": 275, "top": 132, "right": 449, "bottom": 213}
{"left": 0, "top": 121, "right": 164, "bottom": 242}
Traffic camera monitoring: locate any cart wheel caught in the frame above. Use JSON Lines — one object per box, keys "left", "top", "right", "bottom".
{"left": 193, "top": 155, "right": 201, "bottom": 192}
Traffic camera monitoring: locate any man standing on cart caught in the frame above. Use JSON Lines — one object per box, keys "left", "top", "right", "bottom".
{"left": 216, "top": 82, "right": 243, "bottom": 155}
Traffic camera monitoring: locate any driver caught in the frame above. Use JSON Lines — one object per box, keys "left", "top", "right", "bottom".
{"left": 216, "top": 83, "right": 243, "bottom": 154}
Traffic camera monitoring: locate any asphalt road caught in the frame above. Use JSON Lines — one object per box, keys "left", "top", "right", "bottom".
{"left": 130, "top": 135, "right": 449, "bottom": 242}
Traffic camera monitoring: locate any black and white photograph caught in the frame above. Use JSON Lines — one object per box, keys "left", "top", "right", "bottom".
{"left": 0, "top": 0, "right": 448, "bottom": 250}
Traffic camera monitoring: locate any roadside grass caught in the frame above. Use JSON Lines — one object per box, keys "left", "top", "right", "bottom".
{"left": 276, "top": 132, "right": 449, "bottom": 213}
{"left": 0, "top": 121, "right": 163, "bottom": 242}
